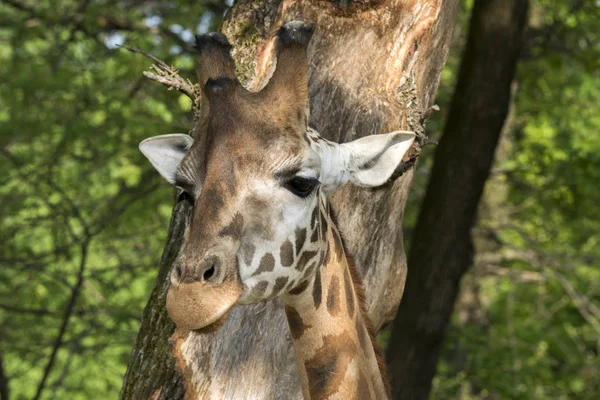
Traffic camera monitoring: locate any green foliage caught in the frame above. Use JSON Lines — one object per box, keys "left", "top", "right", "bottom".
{"left": 0, "top": 1, "right": 227, "bottom": 399}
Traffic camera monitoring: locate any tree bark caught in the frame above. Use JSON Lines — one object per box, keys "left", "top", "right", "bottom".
{"left": 386, "top": 0, "right": 529, "bottom": 398}
{"left": 120, "top": 1, "right": 458, "bottom": 399}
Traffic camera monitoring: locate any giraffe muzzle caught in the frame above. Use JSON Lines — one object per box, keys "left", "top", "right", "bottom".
{"left": 166, "top": 255, "right": 242, "bottom": 331}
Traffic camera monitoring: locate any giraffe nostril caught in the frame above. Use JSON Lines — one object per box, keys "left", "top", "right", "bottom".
{"left": 203, "top": 265, "right": 216, "bottom": 282}
{"left": 175, "top": 266, "right": 182, "bottom": 281}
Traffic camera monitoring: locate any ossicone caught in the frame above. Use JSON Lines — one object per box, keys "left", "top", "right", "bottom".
{"left": 194, "top": 31, "right": 238, "bottom": 87}
{"left": 277, "top": 20, "right": 315, "bottom": 47}
{"left": 259, "top": 21, "right": 315, "bottom": 121}
{"left": 194, "top": 32, "right": 232, "bottom": 53}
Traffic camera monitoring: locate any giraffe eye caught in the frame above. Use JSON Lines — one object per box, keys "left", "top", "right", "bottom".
{"left": 284, "top": 176, "right": 319, "bottom": 198}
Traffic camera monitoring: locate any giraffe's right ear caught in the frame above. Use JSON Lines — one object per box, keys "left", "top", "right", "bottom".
{"left": 139, "top": 134, "right": 193, "bottom": 184}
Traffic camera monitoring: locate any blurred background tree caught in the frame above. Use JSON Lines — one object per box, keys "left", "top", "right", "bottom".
{"left": 0, "top": 0, "right": 598, "bottom": 399}
{"left": 400, "top": 0, "right": 600, "bottom": 398}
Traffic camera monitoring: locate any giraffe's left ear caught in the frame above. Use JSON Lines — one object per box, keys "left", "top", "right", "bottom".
{"left": 342, "top": 131, "right": 416, "bottom": 187}
{"left": 316, "top": 130, "right": 415, "bottom": 191}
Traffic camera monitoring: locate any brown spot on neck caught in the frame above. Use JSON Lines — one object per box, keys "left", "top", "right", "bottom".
{"left": 326, "top": 275, "right": 341, "bottom": 316}
{"left": 319, "top": 245, "right": 328, "bottom": 266}
{"left": 255, "top": 253, "right": 275, "bottom": 275}
{"left": 310, "top": 207, "right": 318, "bottom": 230}
{"left": 295, "top": 227, "right": 307, "bottom": 256}
{"left": 304, "top": 332, "right": 357, "bottom": 399}
{"left": 280, "top": 239, "right": 294, "bottom": 267}
{"left": 288, "top": 279, "right": 310, "bottom": 295}
{"left": 249, "top": 280, "right": 268, "bottom": 299}
{"left": 304, "top": 260, "right": 317, "bottom": 278}
{"left": 272, "top": 276, "right": 289, "bottom": 296}
{"left": 312, "top": 265, "right": 322, "bottom": 309}
{"left": 310, "top": 225, "right": 319, "bottom": 242}
{"left": 295, "top": 250, "right": 317, "bottom": 271}
{"left": 319, "top": 210, "right": 328, "bottom": 240}
{"left": 284, "top": 305, "right": 311, "bottom": 340}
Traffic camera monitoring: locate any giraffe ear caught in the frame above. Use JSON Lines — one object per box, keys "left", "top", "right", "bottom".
{"left": 341, "top": 131, "right": 416, "bottom": 187}
{"left": 315, "top": 130, "right": 415, "bottom": 191}
{"left": 139, "top": 134, "right": 193, "bottom": 184}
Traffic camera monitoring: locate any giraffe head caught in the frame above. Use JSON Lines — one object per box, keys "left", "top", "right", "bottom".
{"left": 139, "top": 22, "right": 415, "bottom": 331}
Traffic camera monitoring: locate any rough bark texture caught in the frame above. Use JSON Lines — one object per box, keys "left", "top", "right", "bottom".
{"left": 120, "top": 1, "right": 458, "bottom": 399}
{"left": 386, "top": 0, "right": 529, "bottom": 398}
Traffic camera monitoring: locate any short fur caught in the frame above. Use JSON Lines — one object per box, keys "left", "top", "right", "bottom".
{"left": 327, "top": 206, "right": 391, "bottom": 397}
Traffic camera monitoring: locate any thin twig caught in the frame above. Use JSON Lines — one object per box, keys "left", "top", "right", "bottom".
{"left": 118, "top": 45, "right": 198, "bottom": 102}
{"left": 119, "top": 45, "right": 168, "bottom": 68}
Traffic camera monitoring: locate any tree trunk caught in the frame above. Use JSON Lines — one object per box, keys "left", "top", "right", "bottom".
{"left": 120, "top": 1, "right": 458, "bottom": 399}
{"left": 386, "top": 0, "right": 529, "bottom": 398}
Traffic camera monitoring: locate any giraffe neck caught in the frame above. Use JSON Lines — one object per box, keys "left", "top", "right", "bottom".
{"left": 282, "top": 204, "right": 388, "bottom": 400}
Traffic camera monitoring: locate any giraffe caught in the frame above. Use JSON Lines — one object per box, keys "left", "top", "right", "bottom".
{"left": 139, "top": 22, "right": 415, "bottom": 399}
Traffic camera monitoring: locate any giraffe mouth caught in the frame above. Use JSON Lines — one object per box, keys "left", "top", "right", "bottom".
{"left": 192, "top": 307, "right": 235, "bottom": 333}
{"left": 166, "top": 280, "right": 242, "bottom": 331}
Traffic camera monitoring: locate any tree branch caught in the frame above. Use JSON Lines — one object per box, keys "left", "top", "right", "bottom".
{"left": 0, "top": 304, "right": 55, "bottom": 317}
{"left": 33, "top": 242, "right": 89, "bottom": 400}
{"left": 1, "top": 0, "right": 36, "bottom": 16}
{"left": 119, "top": 45, "right": 199, "bottom": 103}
